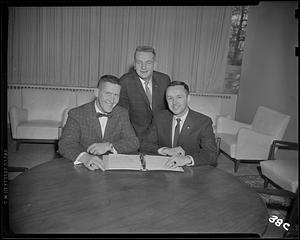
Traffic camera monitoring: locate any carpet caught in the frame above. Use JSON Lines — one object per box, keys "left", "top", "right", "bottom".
{"left": 238, "top": 175, "right": 292, "bottom": 220}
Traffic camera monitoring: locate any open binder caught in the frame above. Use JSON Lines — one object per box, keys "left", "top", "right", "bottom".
{"left": 97, "top": 154, "right": 184, "bottom": 172}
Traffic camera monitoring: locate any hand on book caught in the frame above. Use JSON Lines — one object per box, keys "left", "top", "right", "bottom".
{"left": 80, "top": 154, "right": 105, "bottom": 171}
{"left": 164, "top": 155, "right": 191, "bottom": 168}
{"left": 158, "top": 146, "right": 185, "bottom": 157}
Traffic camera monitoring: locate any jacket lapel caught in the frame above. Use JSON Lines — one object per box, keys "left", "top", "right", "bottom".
{"left": 162, "top": 111, "right": 173, "bottom": 148}
{"left": 152, "top": 77, "right": 159, "bottom": 111}
{"left": 133, "top": 72, "right": 152, "bottom": 110}
{"left": 103, "top": 109, "right": 118, "bottom": 141}
{"left": 178, "top": 110, "right": 193, "bottom": 145}
{"left": 88, "top": 102, "right": 103, "bottom": 139}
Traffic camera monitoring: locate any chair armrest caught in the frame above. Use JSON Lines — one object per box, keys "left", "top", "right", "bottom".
{"left": 61, "top": 107, "right": 72, "bottom": 127}
{"left": 235, "top": 128, "right": 273, "bottom": 159}
{"left": 216, "top": 116, "right": 251, "bottom": 134}
{"left": 268, "top": 140, "right": 298, "bottom": 160}
{"left": 9, "top": 106, "right": 28, "bottom": 139}
{"left": 215, "top": 114, "right": 232, "bottom": 122}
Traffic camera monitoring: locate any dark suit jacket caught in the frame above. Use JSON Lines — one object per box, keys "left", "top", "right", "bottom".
{"left": 58, "top": 101, "right": 140, "bottom": 161}
{"left": 118, "top": 70, "right": 171, "bottom": 141}
{"left": 141, "top": 109, "right": 218, "bottom": 167}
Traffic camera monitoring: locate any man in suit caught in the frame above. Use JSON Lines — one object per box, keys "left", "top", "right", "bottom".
{"left": 141, "top": 81, "right": 218, "bottom": 167}
{"left": 118, "top": 46, "right": 171, "bottom": 143}
{"left": 58, "top": 75, "right": 139, "bottom": 171}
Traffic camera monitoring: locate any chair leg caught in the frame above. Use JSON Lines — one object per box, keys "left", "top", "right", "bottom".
{"left": 216, "top": 137, "right": 221, "bottom": 156}
{"left": 234, "top": 160, "right": 240, "bottom": 173}
{"left": 263, "top": 179, "right": 269, "bottom": 188}
{"left": 54, "top": 141, "right": 58, "bottom": 152}
{"left": 54, "top": 141, "right": 62, "bottom": 158}
{"left": 16, "top": 141, "right": 21, "bottom": 152}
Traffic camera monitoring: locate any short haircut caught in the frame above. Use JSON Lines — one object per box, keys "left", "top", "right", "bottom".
{"left": 134, "top": 46, "right": 156, "bottom": 60}
{"left": 97, "top": 75, "right": 120, "bottom": 88}
{"left": 167, "top": 81, "right": 190, "bottom": 95}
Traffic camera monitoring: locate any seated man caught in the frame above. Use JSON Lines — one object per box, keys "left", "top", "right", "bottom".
{"left": 59, "top": 75, "right": 140, "bottom": 171}
{"left": 141, "top": 81, "right": 218, "bottom": 168}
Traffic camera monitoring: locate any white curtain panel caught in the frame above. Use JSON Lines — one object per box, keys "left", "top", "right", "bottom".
{"left": 7, "top": 6, "right": 231, "bottom": 93}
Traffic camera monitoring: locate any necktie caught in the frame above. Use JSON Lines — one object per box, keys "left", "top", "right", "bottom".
{"left": 173, "top": 118, "right": 181, "bottom": 147}
{"left": 144, "top": 80, "right": 152, "bottom": 109}
{"left": 96, "top": 112, "right": 112, "bottom": 118}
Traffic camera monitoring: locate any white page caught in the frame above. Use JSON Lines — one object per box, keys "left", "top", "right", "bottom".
{"left": 102, "top": 154, "right": 142, "bottom": 170}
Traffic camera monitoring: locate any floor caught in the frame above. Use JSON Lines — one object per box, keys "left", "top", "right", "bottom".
{"left": 6, "top": 131, "right": 287, "bottom": 238}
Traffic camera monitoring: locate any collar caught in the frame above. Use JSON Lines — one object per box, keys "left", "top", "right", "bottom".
{"left": 139, "top": 77, "right": 152, "bottom": 85}
{"left": 95, "top": 100, "right": 104, "bottom": 114}
{"left": 173, "top": 108, "right": 189, "bottom": 122}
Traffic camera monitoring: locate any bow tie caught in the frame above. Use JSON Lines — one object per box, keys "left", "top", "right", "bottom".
{"left": 96, "top": 112, "right": 112, "bottom": 118}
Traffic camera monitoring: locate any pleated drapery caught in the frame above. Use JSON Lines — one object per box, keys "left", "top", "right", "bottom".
{"left": 7, "top": 6, "right": 231, "bottom": 93}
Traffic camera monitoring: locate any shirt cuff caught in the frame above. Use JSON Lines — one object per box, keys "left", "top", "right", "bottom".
{"left": 158, "top": 147, "right": 167, "bottom": 155}
{"left": 186, "top": 155, "right": 194, "bottom": 166}
{"left": 74, "top": 152, "right": 88, "bottom": 165}
{"left": 111, "top": 146, "right": 118, "bottom": 154}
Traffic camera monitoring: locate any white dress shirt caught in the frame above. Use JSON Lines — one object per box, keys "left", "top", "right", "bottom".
{"left": 171, "top": 109, "right": 189, "bottom": 147}
{"left": 139, "top": 78, "right": 153, "bottom": 95}
{"left": 158, "top": 109, "right": 194, "bottom": 166}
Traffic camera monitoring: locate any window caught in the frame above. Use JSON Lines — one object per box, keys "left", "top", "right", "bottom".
{"left": 224, "top": 6, "right": 249, "bottom": 94}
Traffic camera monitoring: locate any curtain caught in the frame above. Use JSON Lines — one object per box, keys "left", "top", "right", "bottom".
{"left": 7, "top": 6, "right": 231, "bottom": 93}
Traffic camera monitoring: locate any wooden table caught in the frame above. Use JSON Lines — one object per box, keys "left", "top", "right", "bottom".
{"left": 9, "top": 158, "right": 268, "bottom": 235}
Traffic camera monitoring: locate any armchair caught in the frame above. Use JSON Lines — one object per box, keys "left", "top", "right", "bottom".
{"left": 216, "top": 106, "right": 290, "bottom": 172}
{"left": 256, "top": 140, "right": 298, "bottom": 238}
{"left": 9, "top": 88, "right": 76, "bottom": 151}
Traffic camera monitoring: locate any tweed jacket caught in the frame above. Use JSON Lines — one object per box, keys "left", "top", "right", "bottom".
{"left": 58, "top": 101, "right": 139, "bottom": 161}
{"left": 118, "top": 70, "right": 171, "bottom": 141}
{"left": 141, "top": 109, "right": 218, "bottom": 167}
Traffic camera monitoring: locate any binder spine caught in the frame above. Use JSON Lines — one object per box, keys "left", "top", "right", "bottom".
{"left": 139, "top": 153, "right": 147, "bottom": 171}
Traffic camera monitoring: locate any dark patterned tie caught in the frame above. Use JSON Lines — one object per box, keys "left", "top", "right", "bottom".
{"left": 96, "top": 112, "right": 112, "bottom": 118}
{"left": 173, "top": 118, "right": 181, "bottom": 147}
{"left": 144, "top": 80, "right": 152, "bottom": 109}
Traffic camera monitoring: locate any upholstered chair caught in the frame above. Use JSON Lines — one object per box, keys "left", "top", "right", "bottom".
{"left": 216, "top": 106, "right": 290, "bottom": 172}
{"left": 257, "top": 140, "right": 298, "bottom": 238}
{"left": 9, "top": 88, "right": 76, "bottom": 151}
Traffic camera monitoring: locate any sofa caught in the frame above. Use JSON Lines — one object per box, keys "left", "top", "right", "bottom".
{"left": 8, "top": 85, "right": 97, "bottom": 150}
{"left": 8, "top": 84, "right": 237, "bottom": 150}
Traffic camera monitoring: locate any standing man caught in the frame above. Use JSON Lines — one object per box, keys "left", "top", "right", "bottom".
{"left": 118, "top": 46, "right": 171, "bottom": 142}
{"left": 141, "top": 81, "right": 218, "bottom": 167}
{"left": 59, "top": 75, "right": 139, "bottom": 171}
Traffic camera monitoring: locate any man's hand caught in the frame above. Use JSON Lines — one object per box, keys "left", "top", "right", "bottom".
{"left": 87, "top": 142, "right": 113, "bottom": 155}
{"left": 164, "top": 155, "right": 192, "bottom": 168}
{"left": 80, "top": 154, "right": 105, "bottom": 171}
{"left": 158, "top": 146, "right": 185, "bottom": 157}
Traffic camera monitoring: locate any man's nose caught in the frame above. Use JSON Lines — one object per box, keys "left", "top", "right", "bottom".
{"left": 106, "top": 95, "right": 114, "bottom": 103}
{"left": 141, "top": 63, "right": 147, "bottom": 69}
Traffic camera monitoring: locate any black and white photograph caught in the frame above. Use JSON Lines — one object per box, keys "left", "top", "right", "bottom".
{"left": 1, "top": 0, "right": 298, "bottom": 238}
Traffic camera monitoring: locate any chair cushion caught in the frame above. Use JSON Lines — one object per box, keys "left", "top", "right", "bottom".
{"left": 260, "top": 159, "right": 298, "bottom": 193}
{"left": 17, "top": 120, "right": 61, "bottom": 140}
{"left": 252, "top": 106, "right": 290, "bottom": 138}
{"left": 22, "top": 88, "right": 76, "bottom": 122}
{"left": 189, "top": 95, "right": 222, "bottom": 126}
{"left": 217, "top": 133, "right": 237, "bottom": 158}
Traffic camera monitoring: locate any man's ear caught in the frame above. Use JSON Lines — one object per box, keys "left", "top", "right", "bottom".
{"left": 187, "top": 94, "right": 191, "bottom": 104}
{"left": 154, "top": 60, "right": 157, "bottom": 70}
{"left": 94, "top": 89, "right": 99, "bottom": 97}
